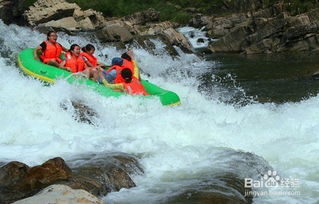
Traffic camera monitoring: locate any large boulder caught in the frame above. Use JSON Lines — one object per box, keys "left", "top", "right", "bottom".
{"left": 165, "top": 173, "right": 253, "bottom": 204}
{"left": 143, "top": 21, "right": 192, "bottom": 52}
{"left": 24, "top": 0, "right": 80, "bottom": 26}
{"left": 0, "top": 153, "right": 143, "bottom": 203}
{"left": 207, "top": 13, "right": 249, "bottom": 37}
{"left": 0, "top": 157, "right": 71, "bottom": 204}
{"left": 73, "top": 9, "right": 105, "bottom": 28}
{"left": 96, "top": 23, "right": 134, "bottom": 43}
{"left": 13, "top": 184, "right": 104, "bottom": 204}
{"left": 61, "top": 153, "right": 142, "bottom": 196}
{"left": 209, "top": 25, "right": 251, "bottom": 52}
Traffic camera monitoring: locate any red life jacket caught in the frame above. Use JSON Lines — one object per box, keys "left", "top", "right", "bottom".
{"left": 65, "top": 52, "right": 85, "bottom": 73}
{"left": 40, "top": 41, "right": 63, "bottom": 63}
{"left": 80, "top": 52, "right": 98, "bottom": 67}
{"left": 123, "top": 77, "right": 149, "bottom": 96}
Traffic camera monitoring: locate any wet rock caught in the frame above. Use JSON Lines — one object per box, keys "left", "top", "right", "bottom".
{"left": 0, "top": 153, "right": 142, "bottom": 203}
{"left": 60, "top": 100, "right": 98, "bottom": 125}
{"left": 0, "top": 0, "right": 26, "bottom": 25}
{"left": 0, "top": 161, "right": 30, "bottom": 187}
{"left": 0, "top": 157, "right": 71, "bottom": 204}
{"left": 13, "top": 184, "right": 104, "bottom": 204}
{"left": 131, "top": 34, "right": 179, "bottom": 57}
{"left": 197, "top": 38, "right": 205, "bottom": 43}
{"left": 161, "top": 150, "right": 271, "bottom": 204}
{"left": 62, "top": 152, "right": 142, "bottom": 196}
{"left": 143, "top": 21, "right": 192, "bottom": 52}
{"left": 165, "top": 173, "right": 252, "bottom": 204}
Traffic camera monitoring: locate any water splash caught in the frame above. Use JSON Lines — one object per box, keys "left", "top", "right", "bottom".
{"left": 0, "top": 21, "right": 318, "bottom": 203}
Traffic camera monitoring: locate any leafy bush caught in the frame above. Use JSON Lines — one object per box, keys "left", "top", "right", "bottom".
{"left": 23, "top": 0, "right": 319, "bottom": 24}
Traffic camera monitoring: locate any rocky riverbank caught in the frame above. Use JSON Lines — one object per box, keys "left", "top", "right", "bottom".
{"left": 0, "top": 0, "right": 192, "bottom": 55}
{"left": 191, "top": 2, "right": 319, "bottom": 54}
{"left": 0, "top": 153, "right": 143, "bottom": 203}
{"left": 2, "top": 0, "right": 319, "bottom": 55}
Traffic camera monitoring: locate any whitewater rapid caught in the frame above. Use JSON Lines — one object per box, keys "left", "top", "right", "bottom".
{"left": 0, "top": 21, "right": 318, "bottom": 203}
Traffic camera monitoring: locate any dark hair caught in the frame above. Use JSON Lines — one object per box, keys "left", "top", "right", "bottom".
{"left": 121, "top": 52, "right": 132, "bottom": 61}
{"left": 69, "top": 44, "right": 80, "bottom": 52}
{"left": 47, "top": 31, "right": 56, "bottom": 40}
{"left": 121, "top": 68, "right": 132, "bottom": 83}
{"left": 82, "top": 44, "right": 95, "bottom": 52}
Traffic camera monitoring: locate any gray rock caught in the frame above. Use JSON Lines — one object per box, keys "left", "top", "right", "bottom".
{"left": 96, "top": 24, "right": 133, "bottom": 43}
{"left": 209, "top": 25, "right": 251, "bottom": 52}
{"left": 60, "top": 100, "right": 98, "bottom": 125}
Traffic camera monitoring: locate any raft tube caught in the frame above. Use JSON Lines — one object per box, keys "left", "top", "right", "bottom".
{"left": 17, "top": 48, "right": 181, "bottom": 106}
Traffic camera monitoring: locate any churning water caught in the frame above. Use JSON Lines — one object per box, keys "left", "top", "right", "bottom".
{"left": 0, "top": 21, "right": 318, "bottom": 203}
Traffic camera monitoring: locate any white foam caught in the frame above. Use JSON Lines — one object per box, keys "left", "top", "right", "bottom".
{"left": 0, "top": 21, "right": 318, "bottom": 203}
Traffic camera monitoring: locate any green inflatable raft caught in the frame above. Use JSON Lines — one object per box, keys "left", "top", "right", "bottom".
{"left": 17, "top": 48, "right": 181, "bottom": 106}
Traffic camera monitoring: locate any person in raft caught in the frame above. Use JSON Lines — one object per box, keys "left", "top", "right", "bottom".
{"left": 98, "top": 54, "right": 149, "bottom": 95}
{"left": 33, "top": 31, "right": 68, "bottom": 68}
{"left": 60, "top": 44, "right": 88, "bottom": 73}
{"left": 80, "top": 44, "right": 105, "bottom": 81}
{"left": 99, "top": 49, "right": 140, "bottom": 83}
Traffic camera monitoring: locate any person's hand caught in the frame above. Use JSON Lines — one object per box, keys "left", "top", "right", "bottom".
{"left": 34, "top": 55, "right": 39, "bottom": 60}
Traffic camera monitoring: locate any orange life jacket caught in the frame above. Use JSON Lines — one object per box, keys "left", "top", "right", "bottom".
{"left": 122, "top": 59, "right": 134, "bottom": 73}
{"left": 106, "top": 59, "right": 135, "bottom": 83}
{"left": 106, "top": 64, "right": 124, "bottom": 83}
{"left": 123, "top": 77, "right": 149, "bottom": 96}
{"left": 65, "top": 52, "right": 85, "bottom": 73}
{"left": 40, "top": 41, "right": 62, "bottom": 63}
{"left": 80, "top": 52, "right": 98, "bottom": 67}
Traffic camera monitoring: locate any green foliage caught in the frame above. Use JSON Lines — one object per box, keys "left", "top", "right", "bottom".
{"left": 22, "top": 0, "right": 37, "bottom": 8}
{"left": 66, "top": 0, "right": 193, "bottom": 24}
{"left": 22, "top": 0, "right": 319, "bottom": 24}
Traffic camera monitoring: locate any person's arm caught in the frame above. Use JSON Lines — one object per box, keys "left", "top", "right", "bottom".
{"left": 82, "top": 56, "right": 94, "bottom": 68}
{"left": 34, "top": 46, "right": 42, "bottom": 60}
{"left": 59, "top": 60, "right": 69, "bottom": 70}
{"left": 34, "top": 42, "right": 46, "bottom": 60}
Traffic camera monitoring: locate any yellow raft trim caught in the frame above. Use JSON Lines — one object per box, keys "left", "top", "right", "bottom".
{"left": 17, "top": 56, "right": 55, "bottom": 83}
{"left": 168, "top": 101, "right": 181, "bottom": 106}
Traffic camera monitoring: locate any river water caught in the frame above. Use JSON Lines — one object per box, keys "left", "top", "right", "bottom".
{"left": 0, "top": 21, "right": 318, "bottom": 203}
